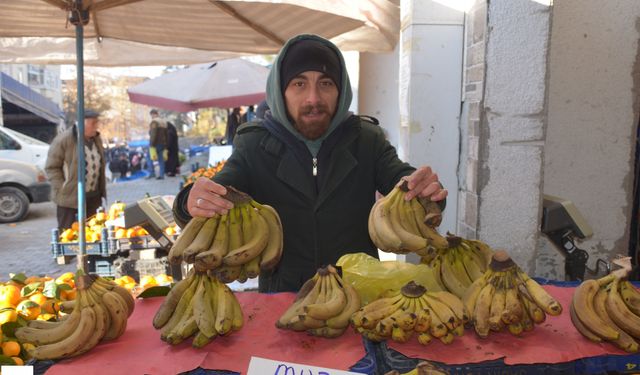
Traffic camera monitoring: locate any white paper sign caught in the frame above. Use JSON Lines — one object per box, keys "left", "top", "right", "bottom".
{"left": 247, "top": 356, "right": 362, "bottom": 375}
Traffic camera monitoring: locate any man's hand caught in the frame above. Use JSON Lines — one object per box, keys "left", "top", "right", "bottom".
{"left": 400, "top": 166, "right": 448, "bottom": 201}
{"left": 187, "top": 177, "right": 234, "bottom": 217}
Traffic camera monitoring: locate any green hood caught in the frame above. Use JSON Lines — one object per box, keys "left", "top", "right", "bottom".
{"left": 266, "top": 34, "right": 353, "bottom": 157}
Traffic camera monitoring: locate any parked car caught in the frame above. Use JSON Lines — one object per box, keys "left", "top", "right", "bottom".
{"left": 0, "top": 126, "right": 50, "bottom": 170}
{"left": 0, "top": 158, "right": 51, "bottom": 223}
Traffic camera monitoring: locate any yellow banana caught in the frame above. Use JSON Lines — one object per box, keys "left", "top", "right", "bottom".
{"left": 326, "top": 277, "right": 361, "bottom": 329}
{"left": 15, "top": 304, "right": 82, "bottom": 345}
{"left": 193, "top": 276, "right": 216, "bottom": 338}
{"left": 423, "top": 294, "right": 458, "bottom": 331}
{"left": 214, "top": 282, "right": 234, "bottom": 335}
{"left": 519, "top": 301, "right": 534, "bottom": 332}
{"left": 413, "top": 297, "right": 432, "bottom": 333}
{"left": 391, "top": 325, "right": 412, "bottom": 343}
{"left": 298, "top": 314, "right": 326, "bottom": 329}
{"left": 68, "top": 289, "right": 108, "bottom": 357}
{"left": 462, "top": 272, "right": 489, "bottom": 322}
{"left": 195, "top": 214, "right": 229, "bottom": 270}
{"left": 519, "top": 288, "right": 546, "bottom": 324}
{"left": 439, "top": 252, "right": 469, "bottom": 298}
{"left": 417, "top": 332, "right": 433, "bottom": 345}
{"left": 192, "top": 330, "right": 214, "bottom": 348}
{"left": 27, "top": 306, "right": 97, "bottom": 360}
{"left": 153, "top": 273, "right": 195, "bottom": 329}
{"left": 507, "top": 322, "right": 523, "bottom": 336}
{"left": 160, "top": 274, "right": 199, "bottom": 339}
{"left": 593, "top": 284, "right": 638, "bottom": 352}
{"left": 250, "top": 202, "right": 284, "bottom": 272}
{"left": 459, "top": 241, "right": 488, "bottom": 273}
{"left": 473, "top": 282, "right": 495, "bottom": 338}
{"left": 619, "top": 280, "right": 640, "bottom": 317}
{"left": 570, "top": 299, "right": 602, "bottom": 343}
{"left": 368, "top": 198, "right": 387, "bottom": 250}
{"left": 223, "top": 206, "right": 269, "bottom": 267}
{"left": 276, "top": 275, "right": 321, "bottom": 328}
{"left": 230, "top": 289, "right": 244, "bottom": 332}
{"left": 202, "top": 276, "right": 220, "bottom": 338}
{"left": 214, "top": 264, "right": 242, "bottom": 283}
{"left": 357, "top": 297, "right": 405, "bottom": 330}
{"left": 488, "top": 282, "right": 506, "bottom": 332}
{"left": 92, "top": 277, "right": 135, "bottom": 317}
{"left": 168, "top": 216, "right": 207, "bottom": 264}
{"left": 517, "top": 270, "right": 562, "bottom": 316}
{"left": 429, "top": 257, "right": 447, "bottom": 291}
{"left": 606, "top": 277, "right": 640, "bottom": 339}
{"left": 409, "top": 198, "right": 448, "bottom": 249}
{"left": 244, "top": 254, "right": 261, "bottom": 279}
{"left": 438, "top": 332, "right": 455, "bottom": 344}
{"left": 101, "top": 290, "right": 128, "bottom": 340}
{"left": 466, "top": 239, "right": 494, "bottom": 266}
{"left": 572, "top": 279, "right": 619, "bottom": 340}
{"left": 304, "top": 273, "right": 347, "bottom": 320}
{"left": 389, "top": 193, "right": 428, "bottom": 252}
{"left": 427, "top": 291, "right": 469, "bottom": 325}
{"left": 459, "top": 246, "right": 485, "bottom": 281}
{"left": 502, "top": 273, "right": 523, "bottom": 325}
{"left": 371, "top": 188, "right": 404, "bottom": 252}
{"left": 183, "top": 216, "right": 219, "bottom": 263}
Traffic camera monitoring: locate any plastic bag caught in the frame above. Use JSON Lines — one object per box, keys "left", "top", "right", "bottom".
{"left": 337, "top": 252, "right": 443, "bottom": 305}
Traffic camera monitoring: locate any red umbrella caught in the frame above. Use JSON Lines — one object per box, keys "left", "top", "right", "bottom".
{"left": 127, "top": 59, "right": 268, "bottom": 112}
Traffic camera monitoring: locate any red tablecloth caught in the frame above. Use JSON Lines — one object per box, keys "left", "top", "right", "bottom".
{"left": 387, "top": 285, "right": 630, "bottom": 365}
{"left": 47, "top": 292, "right": 366, "bottom": 375}
{"left": 46, "top": 285, "right": 633, "bottom": 374}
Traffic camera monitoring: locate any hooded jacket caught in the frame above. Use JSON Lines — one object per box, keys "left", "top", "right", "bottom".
{"left": 173, "top": 34, "right": 418, "bottom": 292}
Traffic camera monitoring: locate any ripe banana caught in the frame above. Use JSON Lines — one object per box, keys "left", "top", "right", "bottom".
{"left": 16, "top": 307, "right": 82, "bottom": 345}
{"left": 304, "top": 272, "right": 347, "bottom": 320}
{"left": 183, "top": 216, "right": 219, "bottom": 263}
{"left": 570, "top": 301, "right": 602, "bottom": 343}
{"left": 251, "top": 201, "right": 284, "bottom": 272}
{"left": 223, "top": 206, "right": 269, "bottom": 266}
{"left": 168, "top": 216, "right": 207, "bottom": 264}
{"left": 153, "top": 274, "right": 194, "bottom": 329}
{"left": 572, "top": 279, "right": 619, "bottom": 341}
{"left": 370, "top": 188, "right": 404, "bottom": 252}
{"left": 27, "top": 307, "right": 97, "bottom": 360}
{"left": 101, "top": 291, "right": 129, "bottom": 340}
{"left": 473, "top": 282, "right": 494, "bottom": 338}
{"left": 517, "top": 270, "right": 562, "bottom": 316}
{"left": 619, "top": 280, "right": 640, "bottom": 316}
{"left": 388, "top": 193, "right": 428, "bottom": 252}
{"left": 606, "top": 277, "right": 640, "bottom": 339}
{"left": 214, "top": 281, "right": 234, "bottom": 336}
{"left": 326, "top": 278, "right": 361, "bottom": 329}
{"left": 593, "top": 284, "right": 638, "bottom": 352}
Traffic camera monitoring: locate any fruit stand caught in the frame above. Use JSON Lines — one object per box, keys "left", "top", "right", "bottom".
{"left": 35, "top": 282, "right": 640, "bottom": 375}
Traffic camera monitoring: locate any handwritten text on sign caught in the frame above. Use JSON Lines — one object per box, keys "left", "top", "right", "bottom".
{"left": 247, "top": 356, "right": 362, "bottom": 375}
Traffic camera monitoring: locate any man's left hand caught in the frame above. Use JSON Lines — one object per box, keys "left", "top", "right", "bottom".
{"left": 401, "top": 166, "right": 448, "bottom": 201}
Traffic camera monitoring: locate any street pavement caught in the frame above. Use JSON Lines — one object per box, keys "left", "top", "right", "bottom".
{"left": 0, "top": 175, "right": 185, "bottom": 281}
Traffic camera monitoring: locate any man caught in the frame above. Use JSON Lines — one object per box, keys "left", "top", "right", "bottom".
{"left": 165, "top": 121, "right": 180, "bottom": 177}
{"left": 225, "top": 107, "right": 241, "bottom": 146}
{"left": 46, "top": 109, "right": 107, "bottom": 231}
{"left": 173, "top": 34, "right": 447, "bottom": 293}
{"left": 148, "top": 109, "right": 168, "bottom": 179}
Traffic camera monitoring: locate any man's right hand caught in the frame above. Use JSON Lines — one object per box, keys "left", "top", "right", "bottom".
{"left": 186, "top": 177, "right": 234, "bottom": 217}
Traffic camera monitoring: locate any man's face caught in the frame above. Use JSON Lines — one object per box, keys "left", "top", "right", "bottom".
{"left": 284, "top": 71, "right": 339, "bottom": 140}
{"left": 84, "top": 118, "right": 99, "bottom": 138}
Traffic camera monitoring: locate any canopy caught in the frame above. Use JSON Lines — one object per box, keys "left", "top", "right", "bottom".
{"left": 127, "top": 59, "right": 269, "bottom": 112}
{"left": 0, "top": 0, "right": 399, "bottom": 66}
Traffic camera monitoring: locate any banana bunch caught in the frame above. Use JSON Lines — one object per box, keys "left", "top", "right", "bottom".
{"left": 351, "top": 281, "right": 467, "bottom": 345}
{"left": 463, "top": 250, "right": 562, "bottom": 338}
{"left": 384, "top": 361, "right": 449, "bottom": 375}
{"left": 570, "top": 271, "right": 640, "bottom": 353}
{"left": 276, "top": 265, "right": 361, "bottom": 338}
{"left": 368, "top": 181, "right": 448, "bottom": 256}
{"left": 16, "top": 275, "right": 135, "bottom": 360}
{"left": 168, "top": 187, "right": 283, "bottom": 283}
{"left": 422, "top": 235, "right": 493, "bottom": 298}
{"left": 153, "top": 270, "right": 243, "bottom": 348}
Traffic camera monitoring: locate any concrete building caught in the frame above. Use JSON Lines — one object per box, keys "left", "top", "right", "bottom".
{"left": 360, "top": 0, "right": 640, "bottom": 280}
{"left": 0, "top": 64, "right": 64, "bottom": 142}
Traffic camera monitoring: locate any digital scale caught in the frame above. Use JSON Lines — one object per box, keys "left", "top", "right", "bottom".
{"left": 124, "top": 196, "right": 176, "bottom": 250}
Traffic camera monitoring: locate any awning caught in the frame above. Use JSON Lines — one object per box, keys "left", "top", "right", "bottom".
{"left": 0, "top": 72, "right": 64, "bottom": 124}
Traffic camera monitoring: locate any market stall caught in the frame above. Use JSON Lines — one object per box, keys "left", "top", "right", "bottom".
{"left": 36, "top": 281, "right": 640, "bottom": 375}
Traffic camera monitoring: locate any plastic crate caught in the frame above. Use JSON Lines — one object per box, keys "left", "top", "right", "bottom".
{"left": 51, "top": 227, "right": 110, "bottom": 262}
{"left": 113, "top": 257, "right": 172, "bottom": 282}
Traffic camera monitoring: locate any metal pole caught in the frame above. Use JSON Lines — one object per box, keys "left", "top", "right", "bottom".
{"left": 75, "top": 0, "right": 87, "bottom": 272}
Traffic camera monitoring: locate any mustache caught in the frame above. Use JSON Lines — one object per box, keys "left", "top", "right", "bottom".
{"left": 300, "top": 104, "right": 330, "bottom": 115}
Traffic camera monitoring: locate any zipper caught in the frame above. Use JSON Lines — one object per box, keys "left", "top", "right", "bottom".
{"left": 312, "top": 157, "right": 318, "bottom": 176}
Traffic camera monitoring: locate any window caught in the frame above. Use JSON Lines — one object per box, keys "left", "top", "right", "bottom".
{"left": 27, "top": 65, "right": 45, "bottom": 87}
{"left": 0, "top": 130, "right": 20, "bottom": 150}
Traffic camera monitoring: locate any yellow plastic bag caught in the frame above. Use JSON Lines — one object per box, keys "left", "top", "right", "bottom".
{"left": 337, "top": 252, "right": 443, "bottom": 305}
{"left": 149, "top": 146, "right": 157, "bottom": 161}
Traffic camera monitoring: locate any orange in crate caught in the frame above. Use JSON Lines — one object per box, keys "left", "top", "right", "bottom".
{"left": 0, "top": 284, "right": 21, "bottom": 308}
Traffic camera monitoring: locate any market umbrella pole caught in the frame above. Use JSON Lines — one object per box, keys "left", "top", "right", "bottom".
{"left": 72, "top": 1, "right": 87, "bottom": 272}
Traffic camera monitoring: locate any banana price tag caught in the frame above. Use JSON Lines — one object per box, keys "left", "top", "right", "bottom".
{"left": 247, "top": 356, "right": 361, "bottom": 375}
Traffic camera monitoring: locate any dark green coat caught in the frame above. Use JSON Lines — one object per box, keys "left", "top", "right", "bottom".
{"left": 173, "top": 115, "right": 414, "bottom": 292}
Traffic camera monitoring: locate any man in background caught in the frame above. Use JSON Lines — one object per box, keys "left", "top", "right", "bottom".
{"left": 148, "top": 109, "right": 168, "bottom": 180}
{"left": 225, "top": 107, "right": 241, "bottom": 146}
{"left": 45, "top": 109, "right": 106, "bottom": 231}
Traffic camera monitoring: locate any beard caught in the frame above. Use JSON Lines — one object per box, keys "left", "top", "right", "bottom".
{"left": 292, "top": 104, "right": 333, "bottom": 140}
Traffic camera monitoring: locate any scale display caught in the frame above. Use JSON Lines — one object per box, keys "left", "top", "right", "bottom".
{"left": 124, "top": 196, "right": 176, "bottom": 249}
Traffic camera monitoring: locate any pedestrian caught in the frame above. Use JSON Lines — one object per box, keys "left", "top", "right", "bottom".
{"left": 148, "top": 109, "right": 168, "bottom": 180}
{"left": 241, "top": 105, "right": 256, "bottom": 123}
{"left": 118, "top": 153, "right": 129, "bottom": 179}
{"left": 45, "top": 109, "right": 107, "bottom": 231}
{"left": 165, "top": 121, "right": 180, "bottom": 177}
{"left": 255, "top": 100, "right": 269, "bottom": 120}
{"left": 172, "top": 34, "right": 447, "bottom": 293}
{"left": 225, "top": 107, "right": 241, "bottom": 146}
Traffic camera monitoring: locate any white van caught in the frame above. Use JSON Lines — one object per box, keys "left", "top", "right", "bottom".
{"left": 0, "top": 126, "right": 50, "bottom": 170}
